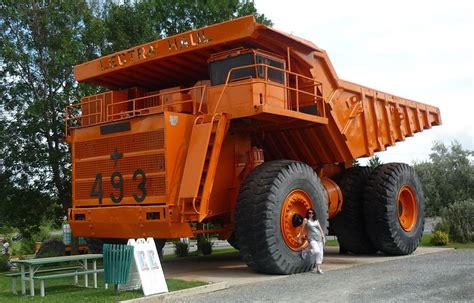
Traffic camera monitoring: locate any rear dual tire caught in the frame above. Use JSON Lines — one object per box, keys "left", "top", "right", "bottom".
{"left": 332, "top": 163, "right": 425, "bottom": 256}
{"left": 330, "top": 167, "right": 376, "bottom": 254}
{"left": 363, "top": 163, "right": 425, "bottom": 255}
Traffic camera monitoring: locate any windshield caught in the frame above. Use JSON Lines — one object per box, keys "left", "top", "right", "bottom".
{"left": 208, "top": 52, "right": 286, "bottom": 86}
{"left": 256, "top": 55, "right": 285, "bottom": 84}
{"left": 209, "top": 53, "right": 256, "bottom": 85}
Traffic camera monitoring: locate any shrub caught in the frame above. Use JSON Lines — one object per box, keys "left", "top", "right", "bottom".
{"left": 174, "top": 241, "right": 189, "bottom": 257}
{"left": 441, "top": 199, "right": 474, "bottom": 243}
{"left": 35, "top": 238, "right": 66, "bottom": 258}
{"left": 0, "top": 255, "right": 10, "bottom": 272}
{"left": 14, "top": 238, "right": 36, "bottom": 256}
{"left": 433, "top": 221, "right": 450, "bottom": 233}
{"left": 10, "top": 223, "right": 56, "bottom": 257}
{"left": 198, "top": 240, "right": 213, "bottom": 255}
{"left": 430, "top": 231, "right": 449, "bottom": 246}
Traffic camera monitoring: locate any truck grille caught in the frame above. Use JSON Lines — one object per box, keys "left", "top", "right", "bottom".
{"left": 75, "top": 131, "right": 164, "bottom": 159}
{"left": 74, "top": 129, "right": 166, "bottom": 204}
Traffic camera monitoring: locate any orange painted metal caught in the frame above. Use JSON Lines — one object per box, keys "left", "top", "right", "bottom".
{"left": 320, "top": 177, "right": 343, "bottom": 219}
{"left": 397, "top": 185, "right": 418, "bottom": 232}
{"left": 280, "top": 190, "right": 312, "bottom": 251}
{"left": 178, "top": 117, "right": 216, "bottom": 199}
{"left": 69, "top": 205, "right": 193, "bottom": 239}
{"left": 66, "top": 16, "right": 441, "bottom": 240}
{"left": 74, "top": 16, "right": 258, "bottom": 88}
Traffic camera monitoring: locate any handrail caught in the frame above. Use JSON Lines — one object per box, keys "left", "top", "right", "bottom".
{"left": 106, "top": 86, "right": 206, "bottom": 121}
{"left": 66, "top": 63, "right": 325, "bottom": 134}
{"left": 190, "top": 112, "right": 222, "bottom": 215}
{"left": 65, "top": 85, "right": 206, "bottom": 134}
{"left": 213, "top": 63, "right": 324, "bottom": 115}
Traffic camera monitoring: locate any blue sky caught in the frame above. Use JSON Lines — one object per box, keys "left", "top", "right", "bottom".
{"left": 256, "top": 0, "right": 473, "bottom": 164}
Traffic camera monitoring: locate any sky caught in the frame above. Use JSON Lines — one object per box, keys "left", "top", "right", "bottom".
{"left": 255, "top": 0, "right": 473, "bottom": 164}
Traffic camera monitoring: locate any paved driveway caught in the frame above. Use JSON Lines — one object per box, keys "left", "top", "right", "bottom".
{"left": 162, "top": 246, "right": 451, "bottom": 287}
{"left": 182, "top": 249, "right": 473, "bottom": 302}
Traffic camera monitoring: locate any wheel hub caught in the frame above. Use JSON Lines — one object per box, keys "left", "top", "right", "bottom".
{"left": 280, "top": 189, "right": 312, "bottom": 251}
{"left": 397, "top": 185, "right": 418, "bottom": 232}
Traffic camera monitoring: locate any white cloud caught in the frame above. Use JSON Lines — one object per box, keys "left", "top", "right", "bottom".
{"left": 256, "top": 0, "right": 474, "bottom": 162}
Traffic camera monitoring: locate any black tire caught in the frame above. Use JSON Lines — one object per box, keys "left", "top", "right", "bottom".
{"left": 155, "top": 239, "right": 166, "bottom": 259}
{"left": 235, "top": 160, "right": 328, "bottom": 275}
{"left": 227, "top": 232, "right": 240, "bottom": 250}
{"left": 329, "top": 167, "right": 377, "bottom": 254}
{"left": 85, "top": 238, "right": 103, "bottom": 254}
{"left": 363, "top": 163, "right": 425, "bottom": 255}
{"left": 85, "top": 238, "right": 127, "bottom": 254}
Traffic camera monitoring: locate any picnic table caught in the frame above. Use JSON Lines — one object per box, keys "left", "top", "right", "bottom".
{"left": 11, "top": 254, "right": 103, "bottom": 297}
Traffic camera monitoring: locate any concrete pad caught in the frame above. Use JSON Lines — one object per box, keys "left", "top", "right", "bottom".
{"left": 162, "top": 252, "right": 287, "bottom": 286}
{"left": 121, "top": 246, "right": 452, "bottom": 302}
{"left": 162, "top": 246, "right": 453, "bottom": 286}
{"left": 322, "top": 246, "right": 453, "bottom": 271}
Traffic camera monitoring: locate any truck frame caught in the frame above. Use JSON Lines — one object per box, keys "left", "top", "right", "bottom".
{"left": 66, "top": 16, "right": 441, "bottom": 274}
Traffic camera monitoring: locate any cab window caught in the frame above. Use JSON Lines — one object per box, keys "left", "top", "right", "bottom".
{"left": 256, "top": 55, "right": 285, "bottom": 84}
{"left": 209, "top": 53, "right": 256, "bottom": 85}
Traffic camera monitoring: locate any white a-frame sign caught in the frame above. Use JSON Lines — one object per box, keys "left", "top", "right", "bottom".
{"left": 125, "top": 238, "right": 168, "bottom": 296}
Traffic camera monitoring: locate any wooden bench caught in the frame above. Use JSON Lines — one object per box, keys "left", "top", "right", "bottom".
{"left": 5, "top": 266, "right": 82, "bottom": 294}
{"left": 33, "top": 269, "right": 104, "bottom": 297}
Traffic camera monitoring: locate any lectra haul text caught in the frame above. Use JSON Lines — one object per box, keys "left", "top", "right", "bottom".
{"left": 99, "top": 30, "right": 212, "bottom": 71}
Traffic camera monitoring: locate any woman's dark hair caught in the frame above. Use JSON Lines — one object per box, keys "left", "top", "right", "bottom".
{"left": 305, "top": 208, "right": 317, "bottom": 220}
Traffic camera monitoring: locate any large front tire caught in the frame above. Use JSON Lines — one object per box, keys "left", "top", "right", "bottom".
{"left": 363, "top": 163, "right": 425, "bottom": 255}
{"left": 227, "top": 232, "right": 240, "bottom": 251}
{"left": 235, "top": 160, "right": 328, "bottom": 274}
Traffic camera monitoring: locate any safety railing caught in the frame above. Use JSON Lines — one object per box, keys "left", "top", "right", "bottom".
{"left": 65, "top": 85, "right": 206, "bottom": 134}
{"left": 66, "top": 64, "right": 325, "bottom": 134}
{"left": 213, "top": 63, "right": 325, "bottom": 117}
{"left": 65, "top": 97, "right": 104, "bottom": 133}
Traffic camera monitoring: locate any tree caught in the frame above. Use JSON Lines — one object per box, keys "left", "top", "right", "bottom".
{"left": 352, "top": 159, "right": 361, "bottom": 167}
{"left": 414, "top": 141, "right": 474, "bottom": 216}
{"left": 368, "top": 155, "right": 383, "bottom": 169}
{"left": 0, "top": 170, "right": 58, "bottom": 238}
{"left": 0, "top": 1, "right": 271, "bottom": 233}
{"left": 0, "top": 1, "right": 105, "bottom": 216}
{"left": 102, "top": 0, "right": 272, "bottom": 54}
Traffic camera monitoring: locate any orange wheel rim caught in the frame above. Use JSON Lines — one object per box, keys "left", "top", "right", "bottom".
{"left": 397, "top": 185, "right": 418, "bottom": 232}
{"left": 280, "top": 189, "right": 312, "bottom": 251}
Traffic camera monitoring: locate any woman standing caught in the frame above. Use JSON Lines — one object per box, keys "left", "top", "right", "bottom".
{"left": 298, "top": 208, "right": 326, "bottom": 274}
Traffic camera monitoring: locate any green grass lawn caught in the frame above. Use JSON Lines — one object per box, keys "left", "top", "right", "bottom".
{"left": 325, "top": 239, "right": 339, "bottom": 247}
{"left": 420, "top": 234, "right": 474, "bottom": 249}
{"left": 0, "top": 272, "right": 206, "bottom": 303}
{"left": 0, "top": 247, "right": 238, "bottom": 302}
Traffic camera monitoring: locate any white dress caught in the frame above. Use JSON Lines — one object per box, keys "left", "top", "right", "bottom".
{"left": 305, "top": 219, "right": 324, "bottom": 265}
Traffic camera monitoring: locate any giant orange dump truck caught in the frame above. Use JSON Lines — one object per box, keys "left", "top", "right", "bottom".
{"left": 66, "top": 16, "right": 441, "bottom": 274}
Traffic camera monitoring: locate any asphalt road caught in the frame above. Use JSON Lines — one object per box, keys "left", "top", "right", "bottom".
{"left": 182, "top": 249, "right": 473, "bottom": 302}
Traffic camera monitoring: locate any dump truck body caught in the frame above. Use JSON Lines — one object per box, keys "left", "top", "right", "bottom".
{"left": 67, "top": 16, "right": 440, "bottom": 274}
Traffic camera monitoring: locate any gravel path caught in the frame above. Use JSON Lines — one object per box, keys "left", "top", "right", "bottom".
{"left": 182, "top": 249, "right": 473, "bottom": 302}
